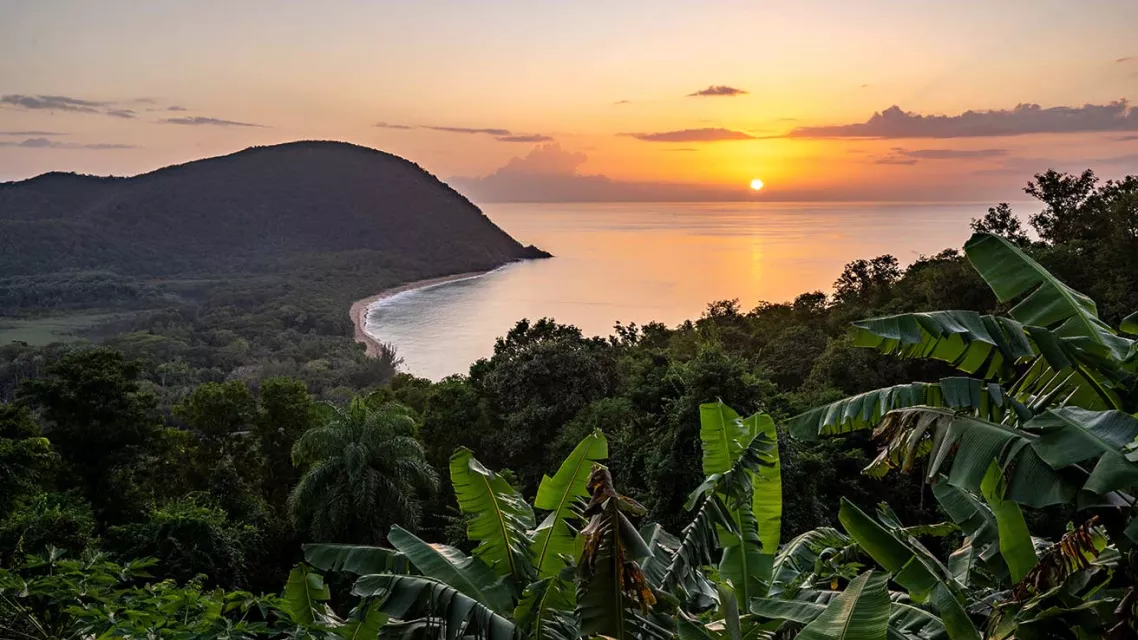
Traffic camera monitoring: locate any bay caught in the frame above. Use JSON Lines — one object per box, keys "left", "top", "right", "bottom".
{"left": 364, "top": 201, "right": 989, "bottom": 380}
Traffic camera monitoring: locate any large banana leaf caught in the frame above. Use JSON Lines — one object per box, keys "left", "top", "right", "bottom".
{"left": 769, "top": 527, "right": 852, "bottom": 597}
{"left": 530, "top": 430, "right": 608, "bottom": 578}
{"left": 751, "top": 589, "right": 947, "bottom": 640}
{"left": 283, "top": 564, "right": 331, "bottom": 626}
{"left": 746, "top": 413, "right": 782, "bottom": 581}
{"left": 697, "top": 403, "right": 780, "bottom": 602}
{"left": 869, "top": 408, "right": 1076, "bottom": 507}
{"left": 789, "top": 378, "right": 1029, "bottom": 441}
{"left": 978, "top": 463, "right": 1037, "bottom": 583}
{"left": 964, "top": 232, "right": 1132, "bottom": 362}
{"left": 513, "top": 572, "right": 577, "bottom": 640}
{"left": 718, "top": 496, "right": 768, "bottom": 606}
{"left": 386, "top": 525, "right": 513, "bottom": 615}
{"left": 336, "top": 601, "right": 388, "bottom": 640}
{"left": 1027, "top": 406, "right": 1138, "bottom": 495}
{"left": 930, "top": 482, "right": 1003, "bottom": 574}
{"left": 699, "top": 401, "right": 753, "bottom": 475}
{"left": 838, "top": 500, "right": 979, "bottom": 640}
{"left": 450, "top": 448, "right": 536, "bottom": 584}
{"left": 353, "top": 574, "right": 515, "bottom": 640}
{"left": 852, "top": 310, "right": 1033, "bottom": 381}
{"left": 663, "top": 493, "right": 733, "bottom": 610}
{"left": 795, "top": 570, "right": 891, "bottom": 640}
{"left": 302, "top": 543, "right": 409, "bottom": 576}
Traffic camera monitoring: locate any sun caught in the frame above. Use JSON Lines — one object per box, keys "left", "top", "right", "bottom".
{"left": 750, "top": 178, "right": 764, "bottom": 191}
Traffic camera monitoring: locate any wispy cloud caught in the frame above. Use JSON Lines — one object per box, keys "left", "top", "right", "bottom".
{"left": 874, "top": 156, "right": 919, "bottom": 165}
{"left": 0, "top": 94, "right": 151, "bottom": 119}
{"left": 496, "top": 134, "right": 554, "bottom": 143}
{"left": 0, "top": 137, "right": 134, "bottom": 150}
{"left": 425, "top": 125, "right": 512, "bottom": 136}
{"left": 687, "top": 85, "right": 748, "bottom": 97}
{"left": 1116, "top": 134, "right": 1138, "bottom": 141}
{"left": 871, "top": 147, "right": 1008, "bottom": 165}
{"left": 667, "top": 148, "right": 698, "bottom": 152}
{"left": 376, "top": 121, "right": 551, "bottom": 142}
{"left": 0, "top": 130, "right": 65, "bottom": 136}
{"left": 166, "top": 105, "right": 188, "bottom": 112}
{"left": 1, "top": 94, "right": 104, "bottom": 112}
{"left": 902, "top": 148, "right": 1007, "bottom": 159}
{"left": 621, "top": 128, "right": 755, "bottom": 142}
{"left": 614, "top": 100, "right": 632, "bottom": 105}
{"left": 1117, "top": 56, "right": 1134, "bottom": 63}
{"left": 789, "top": 101, "right": 1138, "bottom": 139}
{"left": 161, "top": 116, "right": 264, "bottom": 127}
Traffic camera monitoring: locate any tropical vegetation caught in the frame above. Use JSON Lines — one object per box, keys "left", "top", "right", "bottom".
{"left": 2, "top": 169, "right": 1138, "bottom": 637}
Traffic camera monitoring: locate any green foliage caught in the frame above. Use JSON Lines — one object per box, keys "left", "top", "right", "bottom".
{"left": 0, "top": 493, "right": 97, "bottom": 561}
{"left": 106, "top": 495, "right": 260, "bottom": 587}
{"left": 289, "top": 397, "right": 438, "bottom": 544}
{"left": 18, "top": 348, "right": 162, "bottom": 519}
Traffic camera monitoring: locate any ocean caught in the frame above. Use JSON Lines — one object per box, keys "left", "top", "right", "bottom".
{"left": 364, "top": 201, "right": 989, "bottom": 380}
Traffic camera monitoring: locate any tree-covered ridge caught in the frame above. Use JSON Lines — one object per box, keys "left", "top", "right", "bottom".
{"left": 2, "top": 169, "right": 1138, "bottom": 637}
{"left": 0, "top": 140, "right": 548, "bottom": 277}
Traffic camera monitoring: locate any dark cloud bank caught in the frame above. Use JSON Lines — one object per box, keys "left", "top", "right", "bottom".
{"left": 790, "top": 100, "right": 1138, "bottom": 139}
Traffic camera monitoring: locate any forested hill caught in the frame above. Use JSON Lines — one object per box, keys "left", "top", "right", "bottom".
{"left": 0, "top": 140, "right": 548, "bottom": 276}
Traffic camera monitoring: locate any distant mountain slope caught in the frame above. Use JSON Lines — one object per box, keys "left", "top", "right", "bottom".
{"left": 0, "top": 141, "right": 547, "bottom": 277}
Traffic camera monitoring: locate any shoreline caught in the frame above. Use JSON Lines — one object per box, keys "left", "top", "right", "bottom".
{"left": 350, "top": 270, "right": 492, "bottom": 356}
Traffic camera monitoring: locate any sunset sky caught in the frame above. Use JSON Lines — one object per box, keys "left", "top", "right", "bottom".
{"left": 2, "top": 0, "right": 1138, "bottom": 201}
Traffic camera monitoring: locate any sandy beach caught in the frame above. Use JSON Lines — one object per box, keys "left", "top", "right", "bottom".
{"left": 350, "top": 270, "right": 490, "bottom": 356}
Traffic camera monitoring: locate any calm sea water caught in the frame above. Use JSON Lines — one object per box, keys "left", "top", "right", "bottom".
{"left": 365, "top": 202, "right": 987, "bottom": 380}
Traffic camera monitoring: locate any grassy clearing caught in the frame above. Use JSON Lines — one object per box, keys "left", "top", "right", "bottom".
{"left": 0, "top": 313, "right": 121, "bottom": 347}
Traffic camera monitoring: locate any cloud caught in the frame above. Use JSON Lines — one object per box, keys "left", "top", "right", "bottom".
{"left": 426, "top": 125, "right": 512, "bottom": 136}
{"left": 901, "top": 148, "right": 1007, "bottom": 159}
{"left": 621, "top": 128, "right": 755, "bottom": 142}
{"left": 871, "top": 147, "right": 1008, "bottom": 165}
{"left": 105, "top": 109, "right": 136, "bottom": 119}
{"left": 688, "top": 85, "right": 748, "bottom": 97}
{"left": 0, "top": 137, "right": 134, "bottom": 150}
{"left": 161, "top": 116, "right": 264, "bottom": 127}
{"left": 667, "top": 148, "right": 698, "bottom": 152}
{"left": 614, "top": 100, "right": 632, "bottom": 105}
{"left": 0, "top": 130, "right": 65, "bottom": 136}
{"left": 495, "top": 134, "right": 554, "bottom": 143}
{"left": 1116, "top": 134, "right": 1138, "bottom": 141}
{"left": 788, "top": 100, "right": 1138, "bottom": 139}
{"left": 167, "top": 105, "right": 188, "bottom": 112}
{"left": 377, "top": 121, "right": 552, "bottom": 142}
{"left": 1, "top": 94, "right": 104, "bottom": 112}
{"left": 1117, "top": 57, "right": 1134, "bottom": 63}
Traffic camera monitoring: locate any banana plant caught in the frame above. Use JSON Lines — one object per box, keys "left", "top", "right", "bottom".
{"left": 787, "top": 232, "right": 1138, "bottom": 636}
